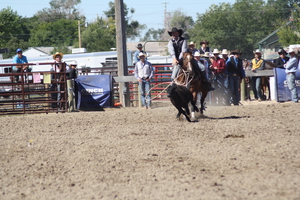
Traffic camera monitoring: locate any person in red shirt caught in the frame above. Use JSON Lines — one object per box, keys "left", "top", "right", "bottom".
{"left": 210, "top": 49, "right": 229, "bottom": 105}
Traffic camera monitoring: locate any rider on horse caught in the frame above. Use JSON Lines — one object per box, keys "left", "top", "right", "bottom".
{"left": 167, "top": 27, "right": 214, "bottom": 91}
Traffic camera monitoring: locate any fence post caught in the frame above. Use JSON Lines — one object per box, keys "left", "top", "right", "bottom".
{"left": 240, "top": 78, "right": 245, "bottom": 101}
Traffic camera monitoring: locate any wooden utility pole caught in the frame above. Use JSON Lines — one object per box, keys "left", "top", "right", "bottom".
{"left": 115, "top": 0, "right": 130, "bottom": 107}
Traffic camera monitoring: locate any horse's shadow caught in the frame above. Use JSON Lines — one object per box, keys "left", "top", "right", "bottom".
{"left": 197, "top": 115, "right": 248, "bottom": 120}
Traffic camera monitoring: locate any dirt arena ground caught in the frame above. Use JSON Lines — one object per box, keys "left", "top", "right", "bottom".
{"left": 0, "top": 100, "right": 299, "bottom": 200}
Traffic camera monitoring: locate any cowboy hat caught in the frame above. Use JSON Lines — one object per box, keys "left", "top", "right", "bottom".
{"left": 202, "top": 52, "right": 210, "bottom": 58}
{"left": 253, "top": 49, "right": 262, "bottom": 54}
{"left": 231, "top": 49, "right": 242, "bottom": 55}
{"left": 212, "top": 49, "right": 220, "bottom": 54}
{"left": 52, "top": 52, "right": 64, "bottom": 59}
{"left": 189, "top": 41, "right": 195, "bottom": 46}
{"left": 70, "top": 61, "right": 77, "bottom": 66}
{"left": 221, "top": 49, "right": 228, "bottom": 55}
{"left": 200, "top": 40, "right": 209, "bottom": 45}
{"left": 138, "top": 52, "right": 146, "bottom": 58}
{"left": 194, "top": 51, "right": 201, "bottom": 57}
{"left": 288, "top": 49, "right": 298, "bottom": 54}
{"left": 136, "top": 43, "right": 143, "bottom": 48}
{"left": 278, "top": 48, "right": 287, "bottom": 55}
{"left": 168, "top": 27, "right": 183, "bottom": 36}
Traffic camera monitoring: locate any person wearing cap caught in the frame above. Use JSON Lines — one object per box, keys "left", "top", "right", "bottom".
{"left": 67, "top": 61, "right": 78, "bottom": 80}
{"left": 51, "top": 52, "right": 67, "bottom": 108}
{"left": 284, "top": 49, "right": 299, "bottom": 103}
{"left": 13, "top": 48, "right": 29, "bottom": 82}
{"left": 199, "top": 40, "right": 211, "bottom": 55}
{"left": 133, "top": 43, "right": 147, "bottom": 65}
{"left": 226, "top": 49, "right": 245, "bottom": 105}
{"left": 134, "top": 52, "right": 154, "bottom": 109}
{"left": 193, "top": 51, "right": 214, "bottom": 91}
{"left": 274, "top": 48, "right": 289, "bottom": 69}
{"left": 167, "top": 27, "right": 187, "bottom": 80}
{"left": 250, "top": 50, "right": 265, "bottom": 102}
{"left": 187, "top": 41, "right": 199, "bottom": 55}
{"left": 210, "top": 49, "right": 228, "bottom": 105}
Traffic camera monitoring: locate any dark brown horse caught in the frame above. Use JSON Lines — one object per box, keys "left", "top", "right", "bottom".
{"left": 174, "top": 52, "right": 209, "bottom": 121}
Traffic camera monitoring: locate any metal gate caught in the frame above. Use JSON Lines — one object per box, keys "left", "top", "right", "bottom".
{"left": 0, "top": 63, "right": 67, "bottom": 115}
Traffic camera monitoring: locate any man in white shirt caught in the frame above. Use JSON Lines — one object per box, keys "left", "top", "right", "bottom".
{"left": 134, "top": 52, "right": 154, "bottom": 109}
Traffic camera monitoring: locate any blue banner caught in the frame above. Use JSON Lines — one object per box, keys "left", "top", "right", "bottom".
{"left": 274, "top": 68, "right": 300, "bottom": 102}
{"left": 75, "top": 75, "right": 113, "bottom": 109}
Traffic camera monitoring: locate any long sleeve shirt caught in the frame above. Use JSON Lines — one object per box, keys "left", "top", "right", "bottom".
{"left": 167, "top": 37, "right": 187, "bottom": 60}
{"left": 134, "top": 60, "right": 154, "bottom": 80}
{"left": 211, "top": 58, "right": 226, "bottom": 74}
{"left": 250, "top": 58, "right": 265, "bottom": 70}
{"left": 274, "top": 57, "right": 289, "bottom": 68}
{"left": 284, "top": 56, "right": 298, "bottom": 73}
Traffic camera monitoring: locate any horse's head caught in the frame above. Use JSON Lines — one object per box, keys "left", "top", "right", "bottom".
{"left": 181, "top": 52, "right": 194, "bottom": 72}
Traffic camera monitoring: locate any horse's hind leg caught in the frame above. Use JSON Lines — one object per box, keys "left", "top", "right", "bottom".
{"left": 200, "top": 91, "right": 208, "bottom": 114}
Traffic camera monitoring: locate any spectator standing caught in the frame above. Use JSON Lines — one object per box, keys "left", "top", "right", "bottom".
{"left": 210, "top": 49, "right": 228, "bottom": 105}
{"left": 187, "top": 41, "right": 199, "bottom": 55}
{"left": 274, "top": 49, "right": 289, "bottom": 69}
{"left": 67, "top": 61, "right": 78, "bottom": 80}
{"left": 250, "top": 50, "right": 265, "bottom": 101}
{"left": 134, "top": 52, "right": 154, "bottom": 109}
{"left": 67, "top": 61, "right": 78, "bottom": 111}
{"left": 133, "top": 43, "right": 147, "bottom": 65}
{"left": 226, "top": 49, "right": 245, "bottom": 106}
{"left": 199, "top": 40, "right": 211, "bottom": 54}
{"left": 51, "top": 52, "right": 66, "bottom": 108}
{"left": 167, "top": 27, "right": 187, "bottom": 80}
{"left": 284, "top": 49, "right": 299, "bottom": 103}
{"left": 221, "top": 49, "right": 229, "bottom": 62}
{"left": 13, "top": 48, "right": 29, "bottom": 82}
{"left": 193, "top": 51, "right": 214, "bottom": 91}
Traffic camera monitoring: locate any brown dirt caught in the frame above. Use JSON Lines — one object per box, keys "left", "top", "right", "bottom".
{"left": 0, "top": 100, "right": 299, "bottom": 200}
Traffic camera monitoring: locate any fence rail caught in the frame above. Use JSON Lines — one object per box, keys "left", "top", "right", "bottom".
{"left": 0, "top": 63, "right": 67, "bottom": 115}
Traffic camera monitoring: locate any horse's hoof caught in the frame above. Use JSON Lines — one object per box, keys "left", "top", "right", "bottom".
{"left": 191, "top": 117, "right": 198, "bottom": 122}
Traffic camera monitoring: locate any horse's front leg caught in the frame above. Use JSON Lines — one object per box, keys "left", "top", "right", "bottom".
{"left": 190, "top": 91, "right": 199, "bottom": 121}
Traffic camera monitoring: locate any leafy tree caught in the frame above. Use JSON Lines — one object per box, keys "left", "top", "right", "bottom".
{"left": 189, "top": 0, "right": 292, "bottom": 58}
{"left": 277, "top": 4, "right": 300, "bottom": 45}
{"left": 103, "top": 1, "right": 145, "bottom": 40}
{"left": 29, "top": 19, "right": 78, "bottom": 47}
{"left": 168, "top": 10, "right": 194, "bottom": 40}
{"left": 81, "top": 17, "right": 116, "bottom": 52}
{"left": 0, "top": 7, "right": 30, "bottom": 58}
{"left": 141, "top": 28, "right": 165, "bottom": 42}
{"left": 34, "top": 0, "right": 84, "bottom": 22}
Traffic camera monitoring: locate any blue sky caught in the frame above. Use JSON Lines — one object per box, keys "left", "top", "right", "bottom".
{"left": 2, "top": 0, "right": 237, "bottom": 40}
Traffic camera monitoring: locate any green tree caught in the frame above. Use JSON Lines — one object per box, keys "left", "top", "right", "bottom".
{"left": 34, "top": 0, "right": 83, "bottom": 22}
{"left": 169, "top": 10, "right": 194, "bottom": 40}
{"left": 81, "top": 17, "right": 116, "bottom": 52}
{"left": 103, "top": 1, "right": 145, "bottom": 40}
{"left": 141, "top": 28, "right": 164, "bottom": 42}
{"left": 0, "top": 7, "right": 30, "bottom": 58}
{"left": 29, "top": 19, "right": 78, "bottom": 47}
{"left": 277, "top": 4, "right": 300, "bottom": 45}
{"left": 189, "top": 0, "right": 292, "bottom": 58}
